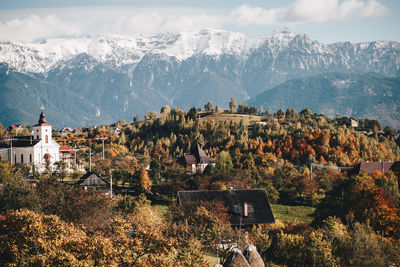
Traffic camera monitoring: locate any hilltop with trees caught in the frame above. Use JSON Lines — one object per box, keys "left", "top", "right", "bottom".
{"left": 1, "top": 100, "right": 400, "bottom": 265}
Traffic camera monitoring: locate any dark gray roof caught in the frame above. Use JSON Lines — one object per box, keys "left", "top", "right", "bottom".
{"left": 177, "top": 189, "right": 275, "bottom": 226}
{"left": 184, "top": 154, "right": 197, "bottom": 164}
{"left": 0, "top": 136, "right": 40, "bottom": 148}
{"left": 75, "top": 172, "right": 109, "bottom": 187}
{"left": 180, "top": 143, "right": 215, "bottom": 165}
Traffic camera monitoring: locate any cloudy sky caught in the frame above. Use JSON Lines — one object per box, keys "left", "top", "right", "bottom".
{"left": 0, "top": 0, "right": 398, "bottom": 43}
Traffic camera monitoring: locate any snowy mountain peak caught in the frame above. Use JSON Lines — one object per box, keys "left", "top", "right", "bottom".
{"left": 271, "top": 27, "right": 295, "bottom": 37}
{"left": 0, "top": 28, "right": 399, "bottom": 74}
{"left": 0, "top": 29, "right": 265, "bottom": 73}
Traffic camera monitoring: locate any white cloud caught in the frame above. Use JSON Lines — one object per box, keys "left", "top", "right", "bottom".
{"left": 0, "top": 15, "right": 83, "bottom": 42}
{"left": 230, "top": 0, "right": 389, "bottom": 26}
{"left": 0, "top": 7, "right": 224, "bottom": 42}
{"left": 0, "top": 0, "right": 390, "bottom": 42}
{"left": 105, "top": 13, "right": 223, "bottom": 35}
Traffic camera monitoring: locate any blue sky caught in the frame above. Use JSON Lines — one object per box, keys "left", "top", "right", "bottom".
{"left": 0, "top": 0, "right": 398, "bottom": 43}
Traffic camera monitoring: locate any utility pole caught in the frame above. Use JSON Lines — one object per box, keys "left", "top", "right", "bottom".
{"left": 10, "top": 138, "right": 13, "bottom": 165}
{"left": 74, "top": 145, "right": 77, "bottom": 167}
{"left": 4, "top": 137, "right": 17, "bottom": 165}
{"left": 89, "top": 147, "right": 92, "bottom": 172}
{"left": 94, "top": 137, "right": 108, "bottom": 159}
{"left": 102, "top": 139, "right": 105, "bottom": 159}
{"left": 110, "top": 172, "right": 113, "bottom": 198}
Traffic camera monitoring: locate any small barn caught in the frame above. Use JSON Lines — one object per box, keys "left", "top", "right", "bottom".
{"left": 177, "top": 189, "right": 275, "bottom": 227}
{"left": 75, "top": 172, "right": 111, "bottom": 193}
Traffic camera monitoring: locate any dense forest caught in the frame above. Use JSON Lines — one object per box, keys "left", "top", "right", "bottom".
{"left": 1, "top": 101, "right": 400, "bottom": 266}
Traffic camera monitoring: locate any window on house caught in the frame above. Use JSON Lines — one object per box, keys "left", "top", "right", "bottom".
{"left": 14, "top": 154, "right": 16, "bottom": 163}
{"left": 247, "top": 204, "right": 254, "bottom": 213}
{"left": 45, "top": 135, "right": 48, "bottom": 143}
{"left": 233, "top": 204, "right": 254, "bottom": 214}
{"left": 30, "top": 154, "right": 32, "bottom": 163}
{"left": 233, "top": 205, "right": 241, "bottom": 214}
{"left": 21, "top": 154, "right": 24, "bottom": 163}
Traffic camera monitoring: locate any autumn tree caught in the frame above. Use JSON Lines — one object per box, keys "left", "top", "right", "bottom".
{"left": 150, "top": 159, "right": 162, "bottom": 185}
{"left": 107, "top": 195, "right": 176, "bottom": 265}
{"left": 168, "top": 200, "right": 233, "bottom": 247}
{"left": 215, "top": 104, "right": 221, "bottom": 113}
{"left": 205, "top": 101, "right": 213, "bottom": 112}
{"left": 229, "top": 97, "right": 237, "bottom": 113}
{"left": 35, "top": 178, "right": 115, "bottom": 231}
{"left": 139, "top": 168, "right": 152, "bottom": 193}
{"left": 215, "top": 151, "right": 234, "bottom": 174}
{"left": 0, "top": 209, "right": 90, "bottom": 266}
{"left": 161, "top": 105, "right": 171, "bottom": 114}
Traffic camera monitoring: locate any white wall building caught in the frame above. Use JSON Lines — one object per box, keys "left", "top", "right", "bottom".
{"left": 0, "top": 109, "right": 60, "bottom": 173}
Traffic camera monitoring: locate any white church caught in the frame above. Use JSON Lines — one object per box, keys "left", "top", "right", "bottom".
{"left": 0, "top": 108, "right": 60, "bottom": 173}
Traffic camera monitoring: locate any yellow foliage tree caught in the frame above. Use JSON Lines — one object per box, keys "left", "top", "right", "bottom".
{"left": 139, "top": 168, "right": 152, "bottom": 193}
{"left": 0, "top": 209, "right": 89, "bottom": 266}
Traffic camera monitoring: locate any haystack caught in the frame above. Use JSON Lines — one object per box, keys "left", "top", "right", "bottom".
{"left": 223, "top": 248, "right": 251, "bottom": 267}
{"left": 243, "top": 245, "right": 265, "bottom": 267}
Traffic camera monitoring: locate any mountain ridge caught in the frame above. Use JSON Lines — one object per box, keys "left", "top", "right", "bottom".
{"left": 0, "top": 28, "right": 399, "bottom": 128}
{"left": 250, "top": 72, "right": 400, "bottom": 128}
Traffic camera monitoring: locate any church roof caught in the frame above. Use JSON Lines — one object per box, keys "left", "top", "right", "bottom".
{"left": 34, "top": 110, "right": 51, "bottom": 126}
{"left": 0, "top": 136, "right": 40, "bottom": 148}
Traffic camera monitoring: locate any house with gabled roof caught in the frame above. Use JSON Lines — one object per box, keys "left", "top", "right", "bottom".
{"left": 75, "top": 172, "right": 112, "bottom": 194}
{"left": 177, "top": 189, "right": 275, "bottom": 227}
{"left": 350, "top": 161, "right": 400, "bottom": 175}
{"left": 178, "top": 143, "right": 216, "bottom": 174}
{"left": 60, "top": 127, "right": 74, "bottom": 136}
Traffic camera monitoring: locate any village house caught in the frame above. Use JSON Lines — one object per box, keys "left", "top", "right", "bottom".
{"left": 350, "top": 119, "right": 359, "bottom": 127}
{"left": 350, "top": 161, "right": 400, "bottom": 175}
{"left": 0, "top": 108, "right": 60, "bottom": 173}
{"left": 177, "top": 189, "right": 275, "bottom": 227}
{"left": 7, "top": 124, "right": 24, "bottom": 135}
{"left": 75, "top": 171, "right": 112, "bottom": 194}
{"left": 178, "top": 143, "right": 216, "bottom": 174}
{"left": 59, "top": 145, "right": 85, "bottom": 173}
{"left": 60, "top": 127, "right": 74, "bottom": 136}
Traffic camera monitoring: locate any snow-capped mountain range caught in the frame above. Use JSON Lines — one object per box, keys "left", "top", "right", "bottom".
{"left": 0, "top": 29, "right": 264, "bottom": 73}
{"left": 3, "top": 28, "right": 398, "bottom": 75}
{"left": 0, "top": 28, "right": 399, "bottom": 128}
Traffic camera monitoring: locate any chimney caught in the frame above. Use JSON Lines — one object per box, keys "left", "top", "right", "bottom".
{"left": 244, "top": 202, "right": 248, "bottom": 217}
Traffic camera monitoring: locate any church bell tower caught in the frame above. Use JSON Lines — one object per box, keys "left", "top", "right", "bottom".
{"left": 32, "top": 106, "right": 52, "bottom": 143}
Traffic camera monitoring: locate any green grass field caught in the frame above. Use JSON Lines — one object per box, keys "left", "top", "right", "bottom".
{"left": 270, "top": 204, "right": 315, "bottom": 223}
{"left": 153, "top": 203, "right": 315, "bottom": 223}
{"left": 199, "top": 113, "right": 262, "bottom": 125}
{"left": 153, "top": 204, "right": 169, "bottom": 217}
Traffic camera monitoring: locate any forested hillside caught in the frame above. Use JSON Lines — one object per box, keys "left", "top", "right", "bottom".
{"left": 1, "top": 104, "right": 400, "bottom": 266}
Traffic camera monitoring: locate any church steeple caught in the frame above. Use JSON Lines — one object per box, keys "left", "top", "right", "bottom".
{"left": 38, "top": 105, "right": 47, "bottom": 125}
{"left": 33, "top": 106, "right": 52, "bottom": 141}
